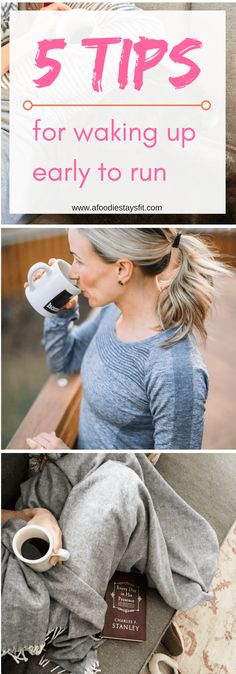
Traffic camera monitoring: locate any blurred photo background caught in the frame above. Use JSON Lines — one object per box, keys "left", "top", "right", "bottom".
{"left": 2, "top": 226, "right": 236, "bottom": 449}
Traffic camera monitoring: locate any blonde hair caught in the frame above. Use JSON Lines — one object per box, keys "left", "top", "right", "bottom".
{"left": 79, "top": 227, "right": 232, "bottom": 347}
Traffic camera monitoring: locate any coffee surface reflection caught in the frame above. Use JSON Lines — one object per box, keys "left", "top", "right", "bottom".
{"left": 21, "top": 538, "right": 49, "bottom": 560}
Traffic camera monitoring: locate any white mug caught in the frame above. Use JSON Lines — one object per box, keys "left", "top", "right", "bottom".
{"left": 25, "top": 258, "right": 80, "bottom": 317}
{"left": 12, "top": 524, "right": 70, "bottom": 573}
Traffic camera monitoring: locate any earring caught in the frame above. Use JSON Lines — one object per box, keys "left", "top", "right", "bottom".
{"left": 118, "top": 280, "right": 124, "bottom": 286}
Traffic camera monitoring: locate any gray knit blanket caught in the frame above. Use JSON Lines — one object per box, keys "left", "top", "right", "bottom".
{"left": 1, "top": 453, "right": 219, "bottom": 673}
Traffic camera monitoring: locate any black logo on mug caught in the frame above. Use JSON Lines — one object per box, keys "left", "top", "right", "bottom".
{"left": 44, "top": 289, "right": 73, "bottom": 314}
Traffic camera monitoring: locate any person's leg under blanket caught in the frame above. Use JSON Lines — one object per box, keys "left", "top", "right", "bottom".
{"left": 35, "top": 462, "right": 152, "bottom": 671}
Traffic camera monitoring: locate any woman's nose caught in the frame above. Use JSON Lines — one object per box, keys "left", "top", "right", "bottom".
{"left": 69, "top": 263, "right": 79, "bottom": 280}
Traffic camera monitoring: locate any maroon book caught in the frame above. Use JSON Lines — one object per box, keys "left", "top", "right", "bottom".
{"left": 102, "top": 571, "right": 147, "bottom": 642}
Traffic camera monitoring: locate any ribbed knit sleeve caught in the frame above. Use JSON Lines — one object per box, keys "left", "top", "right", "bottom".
{"left": 145, "top": 337, "right": 209, "bottom": 450}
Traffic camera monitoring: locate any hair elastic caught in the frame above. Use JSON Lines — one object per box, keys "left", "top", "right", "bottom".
{"left": 172, "top": 233, "right": 182, "bottom": 248}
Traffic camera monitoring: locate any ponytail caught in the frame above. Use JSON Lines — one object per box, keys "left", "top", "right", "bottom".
{"left": 157, "top": 232, "right": 232, "bottom": 347}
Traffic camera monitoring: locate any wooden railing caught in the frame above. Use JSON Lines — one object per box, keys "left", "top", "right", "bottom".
{"left": 6, "top": 373, "right": 82, "bottom": 449}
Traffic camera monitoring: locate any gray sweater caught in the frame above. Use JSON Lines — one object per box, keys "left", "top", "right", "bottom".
{"left": 44, "top": 304, "right": 209, "bottom": 450}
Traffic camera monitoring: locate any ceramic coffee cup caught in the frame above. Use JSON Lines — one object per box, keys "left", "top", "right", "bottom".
{"left": 12, "top": 524, "right": 70, "bottom": 573}
{"left": 25, "top": 258, "right": 80, "bottom": 317}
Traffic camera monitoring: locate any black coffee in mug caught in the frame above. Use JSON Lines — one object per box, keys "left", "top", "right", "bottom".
{"left": 21, "top": 537, "right": 49, "bottom": 560}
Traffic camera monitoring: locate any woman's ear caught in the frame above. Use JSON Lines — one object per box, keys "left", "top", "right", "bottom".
{"left": 116, "top": 259, "right": 134, "bottom": 286}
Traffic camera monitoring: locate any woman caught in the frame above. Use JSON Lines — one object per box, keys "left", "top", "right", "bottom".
{"left": 26, "top": 227, "right": 230, "bottom": 451}
{"left": 2, "top": 453, "right": 219, "bottom": 674}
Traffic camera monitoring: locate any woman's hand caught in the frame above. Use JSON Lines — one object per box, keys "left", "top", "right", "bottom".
{"left": 26, "top": 507, "right": 63, "bottom": 566}
{"left": 24, "top": 258, "right": 78, "bottom": 310}
{"left": 26, "top": 431, "right": 69, "bottom": 451}
{"left": 2, "top": 507, "right": 44, "bottom": 526}
{"left": 2, "top": 507, "right": 63, "bottom": 566}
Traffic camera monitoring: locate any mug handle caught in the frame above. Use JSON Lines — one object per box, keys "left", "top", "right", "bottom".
{"left": 53, "top": 547, "right": 70, "bottom": 562}
{"left": 27, "top": 262, "right": 53, "bottom": 291}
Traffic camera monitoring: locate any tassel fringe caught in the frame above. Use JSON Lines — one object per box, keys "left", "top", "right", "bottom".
{"left": 45, "top": 626, "right": 66, "bottom": 645}
{"left": 1, "top": 626, "right": 66, "bottom": 666}
{"left": 39, "top": 655, "right": 67, "bottom": 672}
{"left": 1, "top": 648, "right": 29, "bottom": 664}
{"left": 1, "top": 645, "right": 44, "bottom": 663}
{"left": 85, "top": 661, "right": 101, "bottom": 674}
